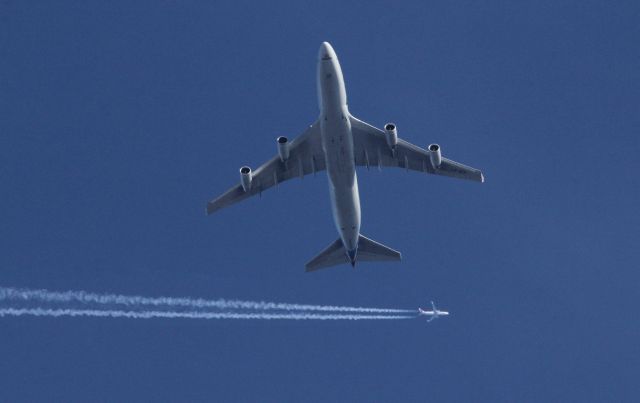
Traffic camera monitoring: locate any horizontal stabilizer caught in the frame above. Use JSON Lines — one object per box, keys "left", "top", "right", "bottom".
{"left": 305, "top": 238, "right": 349, "bottom": 272}
{"left": 357, "top": 234, "right": 401, "bottom": 262}
{"left": 305, "top": 234, "right": 401, "bottom": 272}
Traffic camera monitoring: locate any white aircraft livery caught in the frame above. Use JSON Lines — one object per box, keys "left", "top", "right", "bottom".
{"left": 418, "top": 301, "right": 450, "bottom": 322}
{"left": 206, "top": 42, "right": 484, "bottom": 271}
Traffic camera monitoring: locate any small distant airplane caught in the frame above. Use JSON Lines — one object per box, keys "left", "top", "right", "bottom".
{"left": 418, "top": 301, "right": 449, "bottom": 322}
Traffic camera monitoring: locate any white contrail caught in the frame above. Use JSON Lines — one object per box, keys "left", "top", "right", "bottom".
{"left": 0, "top": 287, "right": 412, "bottom": 314}
{"left": 0, "top": 308, "right": 413, "bottom": 321}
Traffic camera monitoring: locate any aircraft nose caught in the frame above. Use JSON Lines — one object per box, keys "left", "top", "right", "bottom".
{"left": 318, "top": 41, "right": 334, "bottom": 61}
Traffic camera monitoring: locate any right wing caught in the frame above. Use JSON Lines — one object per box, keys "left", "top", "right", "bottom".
{"left": 206, "top": 120, "right": 325, "bottom": 215}
{"left": 350, "top": 115, "right": 484, "bottom": 183}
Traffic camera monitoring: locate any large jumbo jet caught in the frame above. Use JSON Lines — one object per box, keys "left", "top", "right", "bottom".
{"left": 207, "top": 42, "right": 484, "bottom": 271}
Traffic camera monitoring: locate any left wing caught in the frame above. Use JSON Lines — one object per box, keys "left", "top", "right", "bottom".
{"left": 349, "top": 115, "right": 484, "bottom": 183}
{"left": 206, "top": 120, "right": 325, "bottom": 215}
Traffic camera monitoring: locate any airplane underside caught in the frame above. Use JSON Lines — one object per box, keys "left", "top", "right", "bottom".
{"left": 206, "top": 42, "right": 484, "bottom": 271}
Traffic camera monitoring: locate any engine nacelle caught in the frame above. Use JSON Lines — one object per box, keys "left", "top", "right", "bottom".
{"left": 277, "top": 136, "right": 290, "bottom": 162}
{"left": 428, "top": 144, "right": 442, "bottom": 168}
{"left": 384, "top": 123, "right": 398, "bottom": 149}
{"left": 239, "top": 166, "right": 252, "bottom": 192}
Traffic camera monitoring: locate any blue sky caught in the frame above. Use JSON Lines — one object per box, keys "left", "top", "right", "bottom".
{"left": 1, "top": 1, "right": 639, "bottom": 401}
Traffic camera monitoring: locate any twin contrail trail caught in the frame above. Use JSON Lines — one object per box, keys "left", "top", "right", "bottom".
{"left": 0, "top": 286, "right": 415, "bottom": 321}
{"left": 0, "top": 286, "right": 412, "bottom": 314}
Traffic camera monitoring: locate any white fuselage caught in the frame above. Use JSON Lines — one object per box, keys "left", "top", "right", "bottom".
{"left": 418, "top": 308, "right": 450, "bottom": 317}
{"left": 316, "top": 42, "right": 360, "bottom": 258}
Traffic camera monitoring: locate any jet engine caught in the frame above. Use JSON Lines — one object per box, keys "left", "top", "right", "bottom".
{"left": 277, "top": 136, "right": 290, "bottom": 162}
{"left": 428, "top": 144, "right": 442, "bottom": 168}
{"left": 384, "top": 123, "right": 398, "bottom": 149}
{"left": 240, "top": 166, "right": 252, "bottom": 192}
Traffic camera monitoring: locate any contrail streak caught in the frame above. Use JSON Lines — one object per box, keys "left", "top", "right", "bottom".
{"left": 0, "top": 308, "right": 413, "bottom": 321}
{"left": 0, "top": 287, "right": 412, "bottom": 314}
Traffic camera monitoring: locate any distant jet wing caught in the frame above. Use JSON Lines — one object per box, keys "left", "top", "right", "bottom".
{"left": 349, "top": 115, "right": 484, "bottom": 183}
{"left": 206, "top": 120, "right": 325, "bottom": 215}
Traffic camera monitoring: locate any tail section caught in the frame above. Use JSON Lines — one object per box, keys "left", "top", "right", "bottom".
{"left": 305, "top": 234, "right": 401, "bottom": 272}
